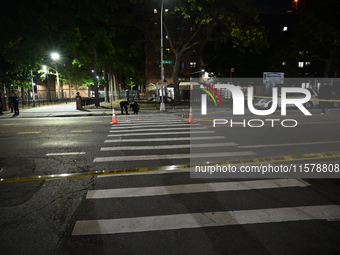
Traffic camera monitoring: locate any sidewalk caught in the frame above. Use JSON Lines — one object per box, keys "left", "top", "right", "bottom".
{"left": 0, "top": 102, "right": 188, "bottom": 119}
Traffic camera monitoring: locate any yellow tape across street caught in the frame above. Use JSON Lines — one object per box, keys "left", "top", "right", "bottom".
{"left": 252, "top": 95, "right": 340, "bottom": 102}
{"left": 1, "top": 151, "right": 340, "bottom": 183}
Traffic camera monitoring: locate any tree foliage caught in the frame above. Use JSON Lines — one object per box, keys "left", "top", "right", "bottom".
{"left": 161, "top": 0, "right": 268, "bottom": 103}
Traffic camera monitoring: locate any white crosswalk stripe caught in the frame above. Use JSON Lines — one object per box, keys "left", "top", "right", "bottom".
{"left": 86, "top": 179, "right": 309, "bottom": 199}
{"left": 104, "top": 136, "right": 226, "bottom": 142}
{"left": 107, "top": 130, "right": 215, "bottom": 136}
{"left": 100, "top": 142, "right": 238, "bottom": 151}
{"left": 72, "top": 205, "right": 340, "bottom": 235}
{"left": 109, "top": 127, "right": 207, "bottom": 133}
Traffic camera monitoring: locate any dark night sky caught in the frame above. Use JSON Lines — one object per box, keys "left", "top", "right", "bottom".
{"left": 2, "top": 0, "right": 292, "bottom": 14}
{"left": 252, "top": 0, "right": 293, "bottom": 13}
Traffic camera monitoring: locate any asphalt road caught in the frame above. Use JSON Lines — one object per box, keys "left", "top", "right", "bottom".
{"left": 0, "top": 108, "right": 340, "bottom": 254}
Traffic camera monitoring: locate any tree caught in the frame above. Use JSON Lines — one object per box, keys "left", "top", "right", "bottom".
{"left": 161, "top": 0, "right": 267, "bottom": 104}
{"left": 0, "top": 0, "right": 147, "bottom": 104}
{"left": 291, "top": 0, "right": 340, "bottom": 77}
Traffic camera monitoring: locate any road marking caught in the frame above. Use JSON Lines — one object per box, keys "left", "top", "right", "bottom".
{"left": 109, "top": 127, "right": 207, "bottom": 133}
{"left": 86, "top": 121, "right": 103, "bottom": 123}
{"left": 93, "top": 151, "right": 256, "bottom": 162}
{"left": 111, "top": 123, "right": 200, "bottom": 129}
{"left": 113, "top": 120, "right": 185, "bottom": 125}
{"left": 104, "top": 136, "right": 226, "bottom": 143}
{"left": 3, "top": 123, "right": 21, "bottom": 125}
{"left": 72, "top": 205, "right": 340, "bottom": 235}
{"left": 70, "top": 130, "right": 92, "bottom": 133}
{"left": 86, "top": 179, "right": 309, "bottom": 199}
{"left": 17, "top": 132, "right": 41, "bottom": 134}
{"left": 46, "top": 152, "right": 86, "bottom": 156}
{"left": 107, "top": 131, "right": 215, "bottom": 137}
{"left": 100, "top": 142, "right": 238, "bottom": 151}
{"left": 239, "top": 141, "right": 340, "bottom": 149}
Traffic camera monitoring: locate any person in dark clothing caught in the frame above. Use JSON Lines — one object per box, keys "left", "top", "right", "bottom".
{"left": 9, "top": 94, "right": 15, "bottom": 113}
{"left": 130, "top": 101, "right": 140, "bottom": 114}
{"left": 120, "top": 101, "right": 129, "bottom": 115}
{"left": 318, "top": 82, "right": 333, "bottom": 114}
{"left": 0, "top": 92, "right": 3, "bottom": 114}
{"left": 12, "top": 93, "right": 19, "bottom": 116}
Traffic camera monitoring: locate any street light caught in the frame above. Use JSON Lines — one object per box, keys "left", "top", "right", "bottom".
{"left": 160, "top": 0, "right": 165, "bottom": 111}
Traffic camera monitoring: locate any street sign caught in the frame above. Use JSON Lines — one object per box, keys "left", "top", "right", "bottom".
{"left": 263, "top": 72, "right": 284, "bottom": 84}
{"left": 163, "top": 60, "right": 172, "bottom": 64}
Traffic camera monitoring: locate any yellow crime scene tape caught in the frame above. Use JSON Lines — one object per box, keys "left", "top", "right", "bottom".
{"left": 1, "top": 151, "right": 340, "bottom": 183}
{"left": 252, "top": 95, "right": 340, "bottom": 102}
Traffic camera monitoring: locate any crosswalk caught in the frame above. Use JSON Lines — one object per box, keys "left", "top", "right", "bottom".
{"left": 93, "top": 114, "right": 255, "bottom": 166}
{"left": 70, "top": 113, "right": 340, "bottom": 250}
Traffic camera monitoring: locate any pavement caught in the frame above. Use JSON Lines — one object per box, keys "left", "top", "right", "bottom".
{"left": 0, "top": 102, "right": 189, "bottom": 118}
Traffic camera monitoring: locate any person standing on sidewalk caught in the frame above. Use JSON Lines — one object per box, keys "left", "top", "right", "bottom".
{"left": 9, "top": 93, "right": 15, "bottom": 113}
{"left": 12, "top": 93, "right": 19, "bottom": 116}
{"left": 318, "top": 82, "right": 332, "bottom": 114}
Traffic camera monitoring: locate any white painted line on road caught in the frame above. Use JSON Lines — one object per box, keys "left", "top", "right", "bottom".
{"left": 100, "top": 142, "right": 238, "bottom": 151}
{"left": 104, "top": 136, "right": 226, "bottom": 143}
{"left": 70, "top": 130, "right": 92, "bottom": 133}
{"left": 107, "top": 131, "right": 215, "bottom": 137}
{"left": 46, "top": 152, "right": 86, "bottom": 156}
{"left": 72, "top": 204, "right": 340, "bottom": 235}
{"left": 109, "top": 127, "right": 207, "bottom": 133}
{"left": 111, "top": 123, "right": 200, "bottom": 129}
{"left": 17, "top": 132, "right": 42, "bottom": 134}
{"left": 93, "top": 151, "right": 256, "bottom": 162}
{"left": 239, "top": 140, "right": 340, "bottom": 149}
{"left": 87, "top": 179, "right": 309, "bottom": 199}
{"left": 113, "top": 121, "right": 185, "bottom": 125}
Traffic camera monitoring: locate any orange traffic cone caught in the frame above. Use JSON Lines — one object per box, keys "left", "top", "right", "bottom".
{"left": 110, "top": 108, "right": 119, "bottom": 124}
{"left": 186, "top": 107, "right": 195, "bottom": 124}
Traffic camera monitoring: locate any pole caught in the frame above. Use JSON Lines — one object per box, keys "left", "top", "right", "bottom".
{"left": 160, "top": 0, "right": 165, "bottom": 111}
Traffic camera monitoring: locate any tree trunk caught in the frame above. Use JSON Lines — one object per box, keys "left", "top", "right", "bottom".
{"left": 103, "top": 69, "right": 109, "bottom": 103}
{"left": 93, "top": 47, "right": 100, "bottom": 106}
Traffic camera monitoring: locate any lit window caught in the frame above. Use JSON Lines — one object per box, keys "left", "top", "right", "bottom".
{"left": 154, "top": 22, "right": 158, "bottom": 27}
{"left": 298, "top": 62, "right": 304, "bottom": 68}
{"left": 154, "top": 9, "right": 158, "bottom": 14}
{"left": 165, "top": 48, "right": 170, "bottom": 53}
{"left": 305, "top": 62, "right": 311, "bottom": 66}
{"left": 165, "top": 35, "right": 169, "bottom": 39}
{"left": 180, "top": 62, "right": 185, "bottom": 69}
{"left": 299, "top": 51, "right": 304, "bottom": 55}
{"left": 282, "top": 62, "right": 286, "bottom": 66}
{"left": 190, "top": 62, "right": 196, "bottom": 68}
{"left": 283, "top": 26, "right": 288, "bottom": 31}
{"left": 165, "top": 8, "right": 169, "bottom": 12}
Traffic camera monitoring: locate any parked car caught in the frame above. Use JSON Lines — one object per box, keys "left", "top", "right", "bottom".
{"left": 254, "top": 88, "right": 319, "bottom": 109}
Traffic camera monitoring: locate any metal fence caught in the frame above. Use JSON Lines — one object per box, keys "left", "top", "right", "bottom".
{"left": 19, "top": 98, "right": 76, "bottom": 108}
